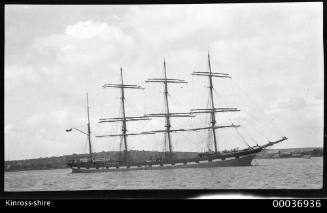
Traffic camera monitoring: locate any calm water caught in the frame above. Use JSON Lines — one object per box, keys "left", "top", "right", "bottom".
{"left": 5, "top": 158, "right": 323, "bottom": 191}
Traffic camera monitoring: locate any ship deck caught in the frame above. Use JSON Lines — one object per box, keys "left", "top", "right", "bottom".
{"left": 68, "top": 147, "right": 263, "bottom": 171}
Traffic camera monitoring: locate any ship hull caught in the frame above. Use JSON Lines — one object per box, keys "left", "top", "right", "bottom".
{"left": 71, "top": 154, "right": 256, "bottom": 173}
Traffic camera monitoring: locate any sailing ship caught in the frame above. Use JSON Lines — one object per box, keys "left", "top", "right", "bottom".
{"left": 67, "top": 53, "right": 288, "bottom": 173}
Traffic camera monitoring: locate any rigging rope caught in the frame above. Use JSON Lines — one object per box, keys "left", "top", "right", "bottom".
{"left": 205, "top": 90, "right": 214, "bottom": 152}
{"left": 243, "top": 118, "right": 270, "bottom": 141}
{"left": 207, "top": 129, "right": 213, "bottom": 152}
{"left": 229, "top": 81, "right": 278, "bottom": 138}
{"left": 119, "top": 136, "right": 123, "bottom": 160}
{"left": 213, "top": 82, "right": 271, "bottom": 143}
{"left": 233, "top": 128, "right": 251, "bottom": 148}
{"left": 83, "top": 137, "right": 88, "bottom": 154}
{"left": 241, "top": 126, "right": 260, "bottom": 145}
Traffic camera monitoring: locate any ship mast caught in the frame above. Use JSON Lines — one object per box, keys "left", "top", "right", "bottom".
{"left": 208, "top": 53, "right": 218, "bottom": 152}
{"left": 96, "top": 56, "right": 241, "bottom": 159}
{"left": 66, "top": 92, "right": 94, "bottom": 158}
{"left": 191, "top": 52, "right": 240, "bottom": 153}
{"left": 163, "top": 60, "right": 172, "bottom": 153}
{"left": 120, "top": 68, "right": 128, "bottom": 158}
{"left": 86, "top": 92, "right": 93, "bottom": 157}
{"left": 96, "top": 66, "right": 150, "bottom": 162}
{"left": 145, "top": 59, "right": 193, "bottom": 158}
{"left": 143, "top": 57, "right": 240, "bottom": 155}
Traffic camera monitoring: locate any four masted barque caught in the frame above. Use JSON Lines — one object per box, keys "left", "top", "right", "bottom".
{"left": 67, "top": 53, "right": 288, "bottom": 173}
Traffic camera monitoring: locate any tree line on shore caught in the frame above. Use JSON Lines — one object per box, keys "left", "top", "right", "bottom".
{"left": 5, "top": 147, "right": 323, "bottom": 172}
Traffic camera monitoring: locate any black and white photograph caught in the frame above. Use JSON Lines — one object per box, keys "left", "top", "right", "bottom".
{"left": 4, "top": 2, "right": 324, "bottom": 194}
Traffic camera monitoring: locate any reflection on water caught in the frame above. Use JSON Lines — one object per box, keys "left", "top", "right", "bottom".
{"left": 5, "top": 157, "right": 323, "bottom": 191}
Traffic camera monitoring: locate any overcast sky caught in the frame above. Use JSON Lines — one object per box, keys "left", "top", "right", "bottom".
{"left": 5, "top": 3, "right": 323, "bottom": 160}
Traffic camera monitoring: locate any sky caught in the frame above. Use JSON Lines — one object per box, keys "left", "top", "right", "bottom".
{"left": 5, "top": 3, "right": 324, "bottom": 160}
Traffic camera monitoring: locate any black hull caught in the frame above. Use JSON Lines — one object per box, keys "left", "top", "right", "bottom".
{"left": 71, "top": 154, "right": 256, "bottom": 173}
{"left": 68, "top": 137, "right": 287, "bottom": 173}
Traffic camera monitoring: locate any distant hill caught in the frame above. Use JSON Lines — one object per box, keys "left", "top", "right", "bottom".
{"left": 255, "top": 147, "right": 323, "bottom": 159}
{"left": 5, "top": 147, "right": 323, "bottom": 172}
{"left": 5, "top": 150, "right": 198, "bottom": 172}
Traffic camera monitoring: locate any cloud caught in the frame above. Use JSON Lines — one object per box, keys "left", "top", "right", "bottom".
{"left": 65, "top": 20, "right": 132, "bottom": 44}
{"left": 34, "top": 20, "right": 133, "bottom": 65}
{"left": 5, "top": 109, "right": 84, "bottom": 159}
{"left": 5, "top": 64, "right": 39, "bottom": 82}
{"left": 4, "top": 4, "right": 324, "bottom": 160}
{"left": 266, "top": 95, "right": 323, "bottom": 122}
{"left": 26, "top": 110, "right": 71, "bottom": 127}
{"left": 126, "top": 5, "right": 224, "bottom": 48}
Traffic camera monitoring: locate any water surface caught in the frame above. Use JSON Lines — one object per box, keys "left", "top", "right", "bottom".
{"left": 5, "top": 157, "right": 323, "bottom": 191}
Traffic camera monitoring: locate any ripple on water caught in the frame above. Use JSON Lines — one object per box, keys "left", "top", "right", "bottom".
{"left": 4, "top": 158, "right": 323, "bottom": 190}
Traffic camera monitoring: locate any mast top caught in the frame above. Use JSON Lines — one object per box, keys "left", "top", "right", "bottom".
{"left": 102, "top": 67, "right": 144, "bottom": 89}
{"left": 86, "top": 91, "right": 89, "bottom": 107}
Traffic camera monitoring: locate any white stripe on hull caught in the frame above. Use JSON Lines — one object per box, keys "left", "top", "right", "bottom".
{"left": 71, "top": 154, "right": 256, "bottom": 173}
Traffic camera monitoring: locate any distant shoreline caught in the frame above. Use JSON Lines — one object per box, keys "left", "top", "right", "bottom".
{"left": 5, "top": 147, "right": 323, "bottom": 172}
{"left": 5, "top": 167, "right": 71, "bottom": 173}
{"left": 5, "top": 157, "right": 323, "bottom": 173}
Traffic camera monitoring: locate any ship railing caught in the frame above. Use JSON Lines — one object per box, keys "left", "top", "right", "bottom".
{"left": 69, "top": 147, "right": 264, "bottom": 168}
